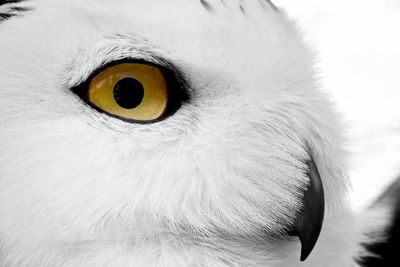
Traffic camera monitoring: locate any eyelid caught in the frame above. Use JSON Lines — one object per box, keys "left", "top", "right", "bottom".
{"left": 64, "top": 37, "right": 172, "bottom": 89}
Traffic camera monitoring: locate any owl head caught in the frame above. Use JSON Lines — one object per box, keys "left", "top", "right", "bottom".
{"left": 0, "top": 0, "right": 350, "bottom": 266}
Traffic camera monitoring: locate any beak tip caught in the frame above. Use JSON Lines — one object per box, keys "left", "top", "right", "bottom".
{"left": 292, "top": 156, "right": 325, "bottom": 262}
{"left": 300, "top": 244, "right": 312, "bottom": 261}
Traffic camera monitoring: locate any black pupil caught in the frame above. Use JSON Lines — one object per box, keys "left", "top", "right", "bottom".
{"left": 113, "top": 77, "right": 144, "bottom": 109}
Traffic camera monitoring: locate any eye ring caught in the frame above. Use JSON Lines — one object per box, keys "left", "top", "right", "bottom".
{"left": 72, "top": 59, "right": 189, "bottom": 124}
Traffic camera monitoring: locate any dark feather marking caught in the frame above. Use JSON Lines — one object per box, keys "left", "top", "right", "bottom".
{"left": 266, "top": 0, "right": 279, "bottom": 11}
{"left": 239, "top": 4, "right": 246, "bottom": 15}
{"left": 360, "top": 177, "right": 400, "bottom": 266}
{"left": 200, "top": 0, "right": 214, "bottom": 12}
{"left": 0, "top": 0, "right": 26, "bottom": 7}
{"left": 0, "top": 12, "right": 13, "bottom": 19}
{"left": 0, "top": 0, "right": 29, "bottom": 22}
{"left": 10, "top": 6, "right": 29, "bottom": 12}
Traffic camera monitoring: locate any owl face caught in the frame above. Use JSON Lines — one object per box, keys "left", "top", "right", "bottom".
{"left": 0, "top": 0, "right": 349, "bottom": 266}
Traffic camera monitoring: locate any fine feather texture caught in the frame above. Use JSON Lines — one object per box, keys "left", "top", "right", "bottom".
{"left": 0, "top": 0, "right": 367, "bottom": 266}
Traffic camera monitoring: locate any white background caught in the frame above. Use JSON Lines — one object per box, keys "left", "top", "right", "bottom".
{"left": 276, "top": 0, "right": 400, "bottom": 211}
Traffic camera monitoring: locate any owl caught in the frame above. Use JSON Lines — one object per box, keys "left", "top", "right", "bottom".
{"left": 0, "top": 0, "right": 397, "bottom": 266}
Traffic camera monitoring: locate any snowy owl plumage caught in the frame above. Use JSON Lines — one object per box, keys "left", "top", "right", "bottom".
{"left": 0, "top": 0, "right": 379, "bottom": 266}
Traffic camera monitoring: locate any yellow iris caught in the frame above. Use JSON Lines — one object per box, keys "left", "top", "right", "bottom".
{"left": 87, "top": 63, "right": 168, "bottom": 121}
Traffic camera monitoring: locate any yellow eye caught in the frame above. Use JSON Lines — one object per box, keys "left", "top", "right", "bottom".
{"left": 87, "top": 63, "right": 168, "bottom": 122}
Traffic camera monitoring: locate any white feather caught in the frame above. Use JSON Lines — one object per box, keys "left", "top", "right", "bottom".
{"left": 0, "top": 0, "right": 369, "bottom": 266}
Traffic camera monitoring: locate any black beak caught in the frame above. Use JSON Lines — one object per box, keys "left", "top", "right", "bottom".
{"left": 290, "top": 156, "right": 325, "bottom": 261}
